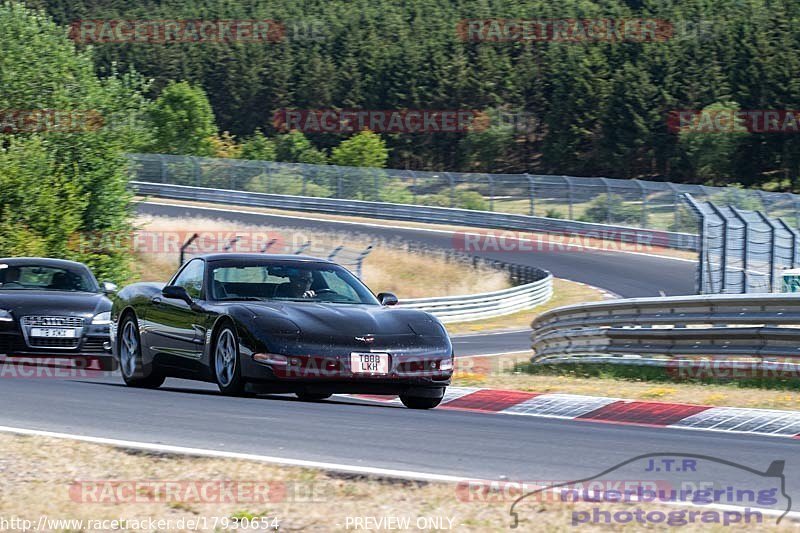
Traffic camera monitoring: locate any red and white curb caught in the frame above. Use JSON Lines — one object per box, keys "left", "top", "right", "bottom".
{"left": 345, "top": 388, "right": 800, "bottom": 439}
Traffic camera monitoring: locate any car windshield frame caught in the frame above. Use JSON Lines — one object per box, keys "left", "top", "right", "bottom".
{"left": 0, "top": 263, "right": 100, "bottom": 293}
{"left": 206, "top": 259, "right": 381, "bottom": 305}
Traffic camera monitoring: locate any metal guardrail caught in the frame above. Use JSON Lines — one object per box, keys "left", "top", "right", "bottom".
{"left": 402, "top": 274, "right": 553, "bottom": 324}
{"left": 531, "top": 293, "right": 800, "bottom": 362}
{"left": 131, "top": 181, "right": 698, "bottom": 251}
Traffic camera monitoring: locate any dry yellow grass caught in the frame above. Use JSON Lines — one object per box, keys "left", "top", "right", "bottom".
{"left": 0, "top": 433, "right": 788, "bottom": 532}
{"left": 453, "top": 353, "right": 800, "bottom": 411}
{"left": 130, "top": 215, "right": 509, "bottom": 298}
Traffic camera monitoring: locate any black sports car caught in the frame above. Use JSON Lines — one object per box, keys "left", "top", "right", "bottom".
{"left": 110, "top": 254, "right": 454, "bottom": 409}
{"left": 0, "top": 257, "right": 115, "bottom": 360}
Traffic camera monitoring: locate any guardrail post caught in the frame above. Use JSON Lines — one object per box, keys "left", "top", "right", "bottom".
{"left": 444, "top": 172, "right": 455, "bottom": 208}
{"left": 757, "top": 212, "right": 778, "bottom": 292}
{"left": 633, "top": 179, "right": 647, "bottom": 228}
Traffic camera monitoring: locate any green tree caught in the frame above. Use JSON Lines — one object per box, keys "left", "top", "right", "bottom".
{"left": 238, "top": 130, "right": 277, "bottom": 161}
{"left": 146, "top": 81, "right": 217, "bottom": 156}
{"left": 274, "top": 131, "right": 327, "bottom": 164}
{"left": 678, "top": 102, "right": 749, "bottom": 185}
{"left": 330, "top": 130, "right": 389, "bottom": 168}
{"left": 0, "top": 2, "right": 150, "bottom": 281}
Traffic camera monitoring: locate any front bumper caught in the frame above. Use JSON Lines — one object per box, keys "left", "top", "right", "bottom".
{"left": 0, "top": 323, "right": 111, "bottom": 357}
{"left": 241, "top": 350, "right": 453, "bottom": 394}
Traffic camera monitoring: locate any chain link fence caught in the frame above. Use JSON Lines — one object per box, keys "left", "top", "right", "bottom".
{"left": 128, "top": 153, "right": 800, "bottom": 232}
{"left": 685, "top": 194, "right": 800, "bottom": 294}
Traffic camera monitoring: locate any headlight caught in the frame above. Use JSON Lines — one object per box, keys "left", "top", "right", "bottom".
{"left": 91, "top": 311, "right": 111, "bottom": 325}
{"left": 0, "top": 309, "right": 12, "bottom": 322}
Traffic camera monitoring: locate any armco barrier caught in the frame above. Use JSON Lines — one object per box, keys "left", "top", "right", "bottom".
{"left": 131, "top": 181, "right": 698, "bottom": 251}
{"left": 401, "top": 274, "right": 553, "bottom": 324}
{"left": 531, "top": 293, "right": 800, "bottom": 362}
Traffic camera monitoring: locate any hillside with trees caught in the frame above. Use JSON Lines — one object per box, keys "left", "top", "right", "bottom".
{"left": 26, "top": 0, "right": 800, "bottom": 191}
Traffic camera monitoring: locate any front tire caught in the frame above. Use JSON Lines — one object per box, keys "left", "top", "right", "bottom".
{"left": 213, "top": 324, "right": 246, "bottom": 396}
{"left": 118, "top": 314, "right": 165, "bottom": 389}
{"left": 399, "top": 395, "right": 443, "bottom": 410}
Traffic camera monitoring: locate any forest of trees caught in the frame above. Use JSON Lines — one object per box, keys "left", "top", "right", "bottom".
{"left": 29, "top": 0, "right": 800, "bottom": 190}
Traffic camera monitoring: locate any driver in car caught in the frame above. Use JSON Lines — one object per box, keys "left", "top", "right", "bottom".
{"left": 0, "top": 267, "right": 21, "bottom": 287}
{"left": 276, "top": 270, "right": 316, "bottom": 299}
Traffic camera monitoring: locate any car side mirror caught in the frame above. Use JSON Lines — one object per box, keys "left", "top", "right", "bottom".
{"left": 377, "top": 292, "right": 399, "bottom": 306}
{"left": 102, "top": 281, "right": 118, "bottom": 295}
{"left": 163, "top": 285, "right": 193, "bottom": 304}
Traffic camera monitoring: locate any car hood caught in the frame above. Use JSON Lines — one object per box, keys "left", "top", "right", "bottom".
{"left": 243, "top": 301, "right": 444, "bottom": 339}
{"left": 0, "top": 290, "right": 110, "bottom": 319}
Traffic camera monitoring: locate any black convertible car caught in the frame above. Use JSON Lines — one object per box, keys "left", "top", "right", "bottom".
{"left": 0, "top": 257, "right": 114, "bottom": 360}
{"left": 110, "top": 254, "right": 453, "bottom": 408}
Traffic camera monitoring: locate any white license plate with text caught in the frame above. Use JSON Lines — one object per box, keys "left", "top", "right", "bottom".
{"left": 30, "top": 328, "right": 77, "bottom": 338}
{"left": 351, "top": 353, "right": 390, "bottom": 375}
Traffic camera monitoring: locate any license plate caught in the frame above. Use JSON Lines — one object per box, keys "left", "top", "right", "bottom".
{"left": 30, "top": 328, "right": 77, "bottom": 338}
{"left": 351, "top": 353, "right": 390, "bottom": 375}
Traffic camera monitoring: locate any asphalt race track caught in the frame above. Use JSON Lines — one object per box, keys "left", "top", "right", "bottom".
{"left": 1, "top": 376, "right": 798, "bottom": 521}
{"left": 4, "top": 201, "right": 794, "bottom": 521}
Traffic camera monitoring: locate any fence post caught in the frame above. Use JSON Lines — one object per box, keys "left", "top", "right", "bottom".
{"left": 707, "top": 202, "right": 729, "bottom": 293}
{"left": 525, "top": 174, "right": 535, "bottom": 216}
{"left": 683, "top": 194, "right": 707, "bottom": 294}
{"left": 355, "top": 245, "right": 373, "bottom": 278}
{"left": 179, "top": 233, "right": 200, "bottom": 266}
{"left": 191, "top": 156, "right": 201, "bottom": 186}
{"left": 757, "top": 211, "right": 778, "bottom": 292}
{"left": 563, "top": 176, "right": 574, "bottom": 220}
{"left": 730, "top": 207, "right": 749, "bottom": 293}
{"left": 159, "top": 154, "right": 168, "bottom": 183}
{"left": 327, "top": 245, "right": 344, "bottom": 261}
{"left": 444, "top": 172, "right": 455, "bottom": 208}
{"left": 487, "top": 174, "right": 494, "bottom": 211}
{"left": 632, "top": 179, "right": 647, "bottom": 228}
{"left": 777, "top": 218, "right": 799, "bottom": 268}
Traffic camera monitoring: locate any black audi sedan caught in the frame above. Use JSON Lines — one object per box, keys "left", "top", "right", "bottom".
{"left": 0, "top": 257, "right": 115, "bottom": 360}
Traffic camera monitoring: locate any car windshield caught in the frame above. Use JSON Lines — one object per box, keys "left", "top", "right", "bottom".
{"left": 0, "top": 264, "right": 98, "bottom": 292}
{"left": 209, "top": 261, "right": 379, "bottom": 305}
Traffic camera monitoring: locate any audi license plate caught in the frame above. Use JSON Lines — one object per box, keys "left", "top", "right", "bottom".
{"left": 351, "top": 353, "right": 390, "bottom": 375}
{"left": 30, "top": 328, "right": 77, "bottom": 338}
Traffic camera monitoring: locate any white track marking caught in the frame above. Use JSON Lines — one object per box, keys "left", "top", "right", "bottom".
{"left": 143, "top": 200, "right": 697, "bottom": 263}
{"left": 0, "top": 425, "right": 466, "bottom": 483}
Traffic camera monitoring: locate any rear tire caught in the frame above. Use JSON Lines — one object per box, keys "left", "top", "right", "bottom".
{"left": 399, "top": 395, "right": 443, "bottom": 410}
{"left": 296, "top": 392, "right": 331, "bottom": 402}
{"left": 118, "top": 314, "right": 165, "bottom": 389}
{"left": 213, "top": 324, "right": 246, "bottom": 396}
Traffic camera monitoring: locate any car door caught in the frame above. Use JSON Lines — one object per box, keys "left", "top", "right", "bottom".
{"left": 145, "top": 259, "right": 207, "bottom": 369}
